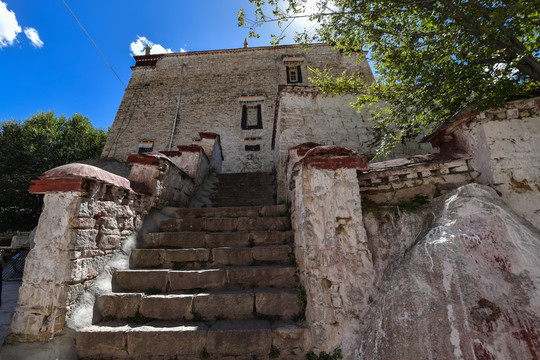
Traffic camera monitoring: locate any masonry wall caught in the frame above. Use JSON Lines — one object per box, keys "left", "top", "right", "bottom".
{"left": 440, "top": 98, "right": 540, "bottom": 229}
{"left": 102, "top": 44, "right": 373, "bottom": 173}
{"left": 274, "top": 90, "right": 434, "bottom": 201}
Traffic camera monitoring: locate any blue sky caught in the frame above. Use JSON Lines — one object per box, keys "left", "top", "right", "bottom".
{"left": 0, "top": 1, "right": 315, "bottom": 130}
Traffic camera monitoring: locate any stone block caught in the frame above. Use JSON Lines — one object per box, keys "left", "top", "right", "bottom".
{"left": 226, "top": 266, "right": 298, "bottom": 289}
{"left": 113, "top": 270, "right": 169, "bottom": 292}
{"left": 93, "top": 201, "right": 119, "bottom": 217}
{"left": 75, "top": 198, "right": 94, "bottom": 217}
{"left": 69, "top": 217, "right": 96, "bottom": 229}
{"left": 116, "top": 205, "right": 134, "bottom": 218}
{"left": 152, "top": 232, "right": 206, "bottom": 248}
{"left": 255, "top": 290, "right": 301, "bottom": 318}
{"left": 9, "top": 310, "right": 47, "bottom": 341}
{"left": 237, "top": 217, "right": 291, "bottom": 231}
{"left": 392, "top": 184, "right": 436, "bottom": 203}
{"left": 251, "top": 231, "right": 294, "bottom": 246}
{"left": 252, "top": 245, "right": 291, "bottom": 263}
{"left": 207, "top": 320, "right": 272, "bottom": 356}
{"left": 76, "top": 325, "right": 129, "bottom": 359}
{"left": 96, "top": 293, "right": 142, "bottom": 319}
{"left": 169, "top": 269, "right": 226, "bottom": 290}
{"left": 449, "top": 164, "right": 469, "bottom": 173}
{"left": 17, "top": 283, "right": 67, "bottom": 310}
{"left": 131, "top": 249, "right": 162, "bottom": 268}
{"left": 507, "top": 108, "right": 519, "bottom": 119}
{"left": 99, "top": 234, "right": 122, "bottom": 250}
{"left": 117, "top": 217, "right": 135, "bottom": 231}
{"left": 206, "top": 217, "right": 238, "bottom": 232}
{"left": 162, "top": 248, "right": 210, "bottom": 263}
{"left": 194, "top": 291, "right": 254, "bottom": 320}
{"left": 159, "top": 218, "right": 205, "bottom": 232}
{"left": 71, "top": 257, "right": 107, "bottom": 282}
{"left": 71, "top": 229, "right": 99, "bottom": 250}
{"left": 271, "top": 321, "right": 310, "bottom": 356}
{"left": 127, "top": 324, "right": 208, "bottom": 357}
{"left": 206, "top": 232, "right": 250, "bottom": 248}
{"left": 259, "top": 204, "right": 288, "bottom": 217}
{"left": 139, "top": 295, "right": 193, "bottom": 320}
{"left": 212, "top": 247, "right": 252, "bottom": 266}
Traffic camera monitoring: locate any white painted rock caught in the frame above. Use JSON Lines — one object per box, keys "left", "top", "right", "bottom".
{"left": 356, "top": 183, "right": 540, "bottom": 360}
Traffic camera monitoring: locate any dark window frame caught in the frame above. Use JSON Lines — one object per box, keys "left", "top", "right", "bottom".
{"left": 241, "top": 104, "right": 263, "bottom": 129}
{"left": 286, "top": 65, "right": 303, "bottom": 84}
{"left": 138, "top": 141, "right": 154, "bottom": 154}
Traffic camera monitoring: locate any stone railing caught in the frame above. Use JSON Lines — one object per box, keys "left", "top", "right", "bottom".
{"left": 289, "top": 145, "right": 376, "bottom": 353}
{"left": 6, "top": 135, "right": 222, "bottom": 345}
{"left": 287, "top": 144, "right": 474, "bottom": 356}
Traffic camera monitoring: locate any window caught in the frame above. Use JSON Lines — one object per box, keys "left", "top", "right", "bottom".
{"left": 241, "top": 104, "right": 262, "bottom": 129}
{"left": 245, "top": 144, "right": 261, "bottom": 151}
{"left": 286, "top": 65, "right": 302, "bottom": 84}
{"left": 138, "top": 141, "right": 153, "bottom": 153}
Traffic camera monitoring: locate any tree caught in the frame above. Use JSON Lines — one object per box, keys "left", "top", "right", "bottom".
{"left": 239, "top": 0, "right": 540, "bottom": 156}
{"left": 0, "top": 111, "right": 108, "bottom": 232}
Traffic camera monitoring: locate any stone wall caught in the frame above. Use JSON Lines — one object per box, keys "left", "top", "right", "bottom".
{"left": 6, "top": 139, "right": 218, "bottom": 344}
{"left": 102, "top": 44, "right": 373, "bottom": 173}
{"left": 427, "top": 97, "right": 540, "bottom": 229}
{"left": 291, "top": 146, "right": 376, "bottom": 353}
{"left": 8, "top": 181, "right": 150, "bottom": 342}
{"left": 274, "top": 90, "right": 434, "bottom": 202}
{"left": 288, "top": 143, "right": 540, "bottom": 359}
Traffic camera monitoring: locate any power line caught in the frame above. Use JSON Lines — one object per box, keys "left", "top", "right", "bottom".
{"left": 61, "top": 0, "right": 126, "bottom": 88}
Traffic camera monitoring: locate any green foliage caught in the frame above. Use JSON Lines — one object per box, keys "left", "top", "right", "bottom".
{"left": 240, "top": 1, "right": 540, "bottom": 157}
{"left": 0, "top": 111, "right": 107, "bottom": 231}
{"left": 270, "top": 345, "right": 280, "bottom": 358}
{"left": 293, "top": 287, "right": 307, "bottom": 322}
{"left": 199, "top": 347, "right": 210, "bottom": 359}
{"left": 306, "top": 348, "right": 343, "bottom": 360}
{"left": 398, "top": 194, "right": 430, "bottom": 210}
{"left": 191, "top": 311, "right": 204, "bottom": 322}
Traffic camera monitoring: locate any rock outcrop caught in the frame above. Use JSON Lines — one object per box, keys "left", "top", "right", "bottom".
{"left": 358, "top": 184, "right": 540, "bottom": 359}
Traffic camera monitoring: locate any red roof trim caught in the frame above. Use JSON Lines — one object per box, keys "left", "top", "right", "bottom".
{"left": 29, "top": 178, "right": 84, "bottom": 194}
{"left": 177, "top": 145, "right": 202, "bottom": 153}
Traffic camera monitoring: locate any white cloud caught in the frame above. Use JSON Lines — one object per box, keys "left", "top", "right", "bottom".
{"left": 130, "top": 36, "right": 184, "bottom": 56}
{"left": 23, "top": 27, "right": 43, "bottom": 48}
{"left": 0, "top": 1, "right": 21, "bottom": 48}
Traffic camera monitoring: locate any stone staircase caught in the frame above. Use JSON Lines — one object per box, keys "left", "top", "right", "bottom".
{"left": 210, "top": 172, "right": 276, "bottom": 207}
{"left": 76, "top": 172, "right": 308, "bottom": 359}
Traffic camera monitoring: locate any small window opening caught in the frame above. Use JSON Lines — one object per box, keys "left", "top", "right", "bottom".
{"left": 286, "top": 65, "right": 302, "bottom": 84}
{"left": 241, "top": 104, "right": 262, "bottom": 129}
{"left": 246, "top": 105, "right": 259, "bottom": 127}
{"left": 138, "top": 141, "right": 154, "bottom": 153}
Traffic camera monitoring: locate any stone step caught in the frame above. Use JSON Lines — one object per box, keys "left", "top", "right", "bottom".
{"left": 113, "top": 266, "right": 298, "bottom": 292}
{"left": 214, "top": 183, "right": 274, "bottom": 190}
{"left": 77, "top": 320, "right": 308, "bottom": 359}
{"left": 145, "top": 230, "right": 294, "bottom": 249}
{"left": 162, "top": 204, "right": 287, "bottom": 219}
{"left": 210, "top": 194, "right": 275, "bottom": 202}
{"left": 216, "top": 171, "right": 274, "bottom": 180}
{"left": 97, "top": 288, "right": 301, "bottom": 321}
{"left": 209, "top": 198, "right": 276, "bottom": 207}
{"left": 159, "top": 216, "right": 290, "bottom": 232}
{"left": 131, "top": 245, "right": 293, "bottom": 269}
